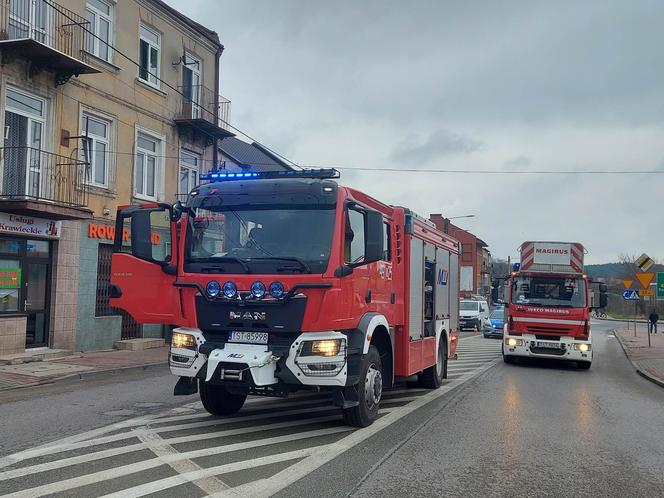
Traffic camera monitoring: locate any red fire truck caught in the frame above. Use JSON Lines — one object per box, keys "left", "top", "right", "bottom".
{"left": 109, "top": 169, "right": 460, "bottom": 427}
{"left": 502, "top": 241, "right": 607, "bottom": 369}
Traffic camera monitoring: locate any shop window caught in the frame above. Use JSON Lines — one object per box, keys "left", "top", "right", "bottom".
{"left": 95, "top": 243, "right": 117, "bottom": 317}
{"left": 26, "top": 240, "right": 49, "bottom": 258}
{"left": 0, "top": 259, "right": 21, "bottom": 312}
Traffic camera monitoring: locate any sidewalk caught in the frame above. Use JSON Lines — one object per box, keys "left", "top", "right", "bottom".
{"left": 0, "top": 346, "right": 168, "bottom": 391}
{"left": 615, "top": 323, "right": 664, "bottom": 388}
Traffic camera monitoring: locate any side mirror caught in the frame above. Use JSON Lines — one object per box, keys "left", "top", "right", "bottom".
{"left": 363, "top": 210, "right": 384, "bottom": 265}
{"left": 589, "top": 281, "right": 609, "bottom": 309}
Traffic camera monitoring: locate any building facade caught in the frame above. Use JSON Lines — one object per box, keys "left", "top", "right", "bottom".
{"left": 0, "top": 0, "right": 230, "bottom": 353}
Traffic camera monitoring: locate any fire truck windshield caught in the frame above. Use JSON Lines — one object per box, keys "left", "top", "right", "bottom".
{"left": 511, "top": 276, "right": 586, "bottom": 308}
{"left": 186, "top": 206, "right": 336, "bottom": 274}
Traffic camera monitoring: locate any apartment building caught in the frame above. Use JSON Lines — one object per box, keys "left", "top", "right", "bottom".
{"left": 0, "top": 0, "right": 231, "bottom": 353}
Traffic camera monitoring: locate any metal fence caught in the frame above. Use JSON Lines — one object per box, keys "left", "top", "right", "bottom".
{"left": 177, "top": 84, "right": 232, "bottom": 131}
{"left": 0, "top": 0, "right": 88, "bottom": 61}
{"left": 0, "top": 146, "right": 88, "bottom": 207}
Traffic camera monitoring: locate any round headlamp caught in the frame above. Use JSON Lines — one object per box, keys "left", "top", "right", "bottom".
{"left": 250, "top": 281, "right": 266, "bottom": 298}
{"left": 206, "top": 281, "right": 221, "bottom": 298}
{"left": 268, "top": 281, "right": 286, "bottom": 299}
{"left": 222, "top": 281, "right": 237, "bottom": 299}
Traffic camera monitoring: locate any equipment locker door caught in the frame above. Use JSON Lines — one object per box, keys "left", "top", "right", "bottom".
{"left": 109, "top": 204, "right": 183, "bottom": 324}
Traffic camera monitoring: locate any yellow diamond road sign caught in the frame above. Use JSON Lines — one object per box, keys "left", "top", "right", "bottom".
{"left": 622, "top": 279, "right": 633, "bottom": 289}
{"left": 636, "top": 253, "right": 655, "bottom": 272}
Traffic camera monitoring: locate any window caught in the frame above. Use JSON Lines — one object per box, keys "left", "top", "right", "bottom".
{"left": 139, "top": 24, "right": 160, "bottom": 87}
{"left": 134, "top": 131, "right": 161, "bottom": 200}
{"left": 382, "top": 222, "right": 391, "bottom": 261}
{"left": 85, "top": 0, "right": 113, "bottom": 61}
{"left": 81, "top": 113, "right": 111, "bottom": 187}
{"left": 344, "top": 208, "right": 365, "bottom": 264}
{"left": 179, "top": 150, "right": 200, "bottom": 195}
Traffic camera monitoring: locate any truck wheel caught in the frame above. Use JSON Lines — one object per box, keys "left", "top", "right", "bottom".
{"left": 502, "top": 345, "right": 515, "bottom": 364}
{"left": 577, "top": 361, "right": 592, "bottom": 370}
{"left": 419, "top": 338, "right": 447, "bottom": 388}
{"left": 199, "top": 381, "right": 247, "bottom": 416}
{"left": 343, "top": 346, "right": 382, "bottom": 428}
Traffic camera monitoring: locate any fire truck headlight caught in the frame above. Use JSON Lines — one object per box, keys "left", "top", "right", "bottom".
{"left": 251, "top": 281, "right": 266, "bottom": 299}
{"left": 300, "top": 339, "right": 345, "bottom": 357}
{"left": 206, "top": 281, "right": 221, "bottom": 298}
{"left": 268, "top": 281, "right": 286, "bottom": 299}
{"left": 575, "top": 343, "right": 591, "bottom": 352}
{"left": 222, "top": 281, "right": 237, "bottom": 298}
{"left": 505, "top": 337, "right": 523, "bottom": 347}
{"left": 172, "top": 332, "right": 197, "bottom": 350}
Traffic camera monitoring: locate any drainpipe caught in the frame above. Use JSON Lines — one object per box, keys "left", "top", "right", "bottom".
{"left": 212, "top": 44, "right": 224, "bottom": 170}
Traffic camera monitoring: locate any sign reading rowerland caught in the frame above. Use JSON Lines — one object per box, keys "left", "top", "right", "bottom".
{"left": 0, "top": 213, "right": 61, "bottom": 239}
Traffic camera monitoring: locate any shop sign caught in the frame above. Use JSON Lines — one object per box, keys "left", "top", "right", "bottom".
{"left": 0, "top": 213, "right": 61, "bottom": 239}
{"left": 0, "top": 268, "right": 21, "bottom": 289}
{"left": 87, "top": 223, "right": 161, "bottom": 245}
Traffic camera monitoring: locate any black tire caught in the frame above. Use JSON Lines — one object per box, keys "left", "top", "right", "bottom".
{"left": 419, "top": 338, "right": 447, "bottom": 388}
{"left": 577, "top": 361, "right": 592, "bottom": 370}
{"left": 199, "top": 381, "right": 247, "bottom": 416}
{"left": 483, "top": 333, "right": 490, "bottom": 339}
{"left": 343, "top": 346, "right": 382, "bottom": 428}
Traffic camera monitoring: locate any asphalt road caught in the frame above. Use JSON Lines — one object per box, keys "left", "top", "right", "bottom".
{"left": 349, "top": 320, "right": 664, "bottom": 497}
{"left": 2, "top": 321, "right": 663, "bottom": 497}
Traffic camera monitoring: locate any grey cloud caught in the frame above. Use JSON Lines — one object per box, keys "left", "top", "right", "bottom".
{"left": 503, "top": 156, "right": 532, "bottom": 170}
{"left": 392, "top": 129, "right": 483, "bottom": 162}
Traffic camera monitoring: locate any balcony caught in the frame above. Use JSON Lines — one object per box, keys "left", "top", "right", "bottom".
{"left": 0, "top": 147, "right": 91, "bottom": 220}
{"left": 0, "top": 0, "right": 100, "bottom": 86}
{"left": 175, "top": 85, "right": 234, "bottom": 145}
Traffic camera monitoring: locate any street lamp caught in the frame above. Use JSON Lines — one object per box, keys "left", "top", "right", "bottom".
{"left": 443, "top": 214, "right": 475, "bottom": 233}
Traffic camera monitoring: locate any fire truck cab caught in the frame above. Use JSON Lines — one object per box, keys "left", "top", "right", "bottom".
{"left": 109, "top": 169, "right": 460, "bottom": 427}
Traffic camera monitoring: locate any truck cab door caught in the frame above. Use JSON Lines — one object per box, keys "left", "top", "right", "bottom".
{"left": 109, "top": 203, "right": 183, "bottom": 324}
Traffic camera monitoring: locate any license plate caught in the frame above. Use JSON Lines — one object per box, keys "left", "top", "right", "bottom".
{"left": 228, "top": 331, "right": 268, "bottom": 344}
{"left": 536, "top": 341, "right": 563, "bottom": 349}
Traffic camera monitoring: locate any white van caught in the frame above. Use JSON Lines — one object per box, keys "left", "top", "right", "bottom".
{"left": 459, "top": 299, "right": 490, "bottom": 331}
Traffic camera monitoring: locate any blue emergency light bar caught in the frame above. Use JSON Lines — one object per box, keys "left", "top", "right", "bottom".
{"left": 199, "top": 168, "right": 340, "bottom": 182}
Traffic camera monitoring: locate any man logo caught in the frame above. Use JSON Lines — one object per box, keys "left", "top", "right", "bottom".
{"left": 229, "top": 311, "right": 267, "bottom": 321}
{"left": 437, "top": 268, "right": 449, "bottom": 286}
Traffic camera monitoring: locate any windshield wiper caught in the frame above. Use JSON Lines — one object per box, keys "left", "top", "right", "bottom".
{"left": 193, "top": 256, "right": 251, "bottom": 273}
{"left": 245, "top": 257, "right": 312, "bottom": 273}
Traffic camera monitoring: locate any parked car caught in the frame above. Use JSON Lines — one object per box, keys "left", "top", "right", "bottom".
{"left": 484, "top": 309, "right": 505, "bottom": 338}
{"left": 460, "top": 299, "right": 490, "bottom": 331}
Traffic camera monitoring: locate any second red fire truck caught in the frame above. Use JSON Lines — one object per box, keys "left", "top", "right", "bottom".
{"left": 502, "top": 241, "right": 607, "bottom": 369}
{"left": 109, "top": 168, "right": 460, "bottom": 427}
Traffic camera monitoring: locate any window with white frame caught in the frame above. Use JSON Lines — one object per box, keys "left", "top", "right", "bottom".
{"left": 81, "top": 113, "right": 111, "bottom": 188}
{"left": 179, "top": 150, "right": 200, "bottom": 196}
{"left": 84, "top": 0, "right": 113, "bottom": 62}
{"left": 134, "top": 131, "right": 162, "bottom": 200}
{"left": 138, "top": 24, "right": 160, "bottom": 87}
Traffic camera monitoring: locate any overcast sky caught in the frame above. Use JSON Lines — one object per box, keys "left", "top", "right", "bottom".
{"left": 171, "top": 0, "right": 663, "bottom": 264}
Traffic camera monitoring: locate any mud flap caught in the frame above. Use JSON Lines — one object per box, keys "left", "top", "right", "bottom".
{"left": 332, "top": 385, "right": 360, "bottom": 409}
{"left": 174, "top": 376, "right": 198, "bottom": 396}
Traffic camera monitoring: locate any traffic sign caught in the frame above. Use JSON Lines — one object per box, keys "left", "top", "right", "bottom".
{"left": 622, "top": 279, "right": 633, "bottom": 289}
{"left": 622, "top": 290, "right": 640, "bottom": 301}
{"left": 658, "top": 272, "right": 664, "bottom": 299}
{"left": 640, "top": 289, "right": 655, "bottom": 297}
{"left": 635, "top": 272, "right": 655, "bottom": 289}
{"left": 636, "top": 253, "right": 655, "bottom": 272}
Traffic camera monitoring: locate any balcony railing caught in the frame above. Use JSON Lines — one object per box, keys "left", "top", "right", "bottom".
{"left": 175, "top": 84, "right": 234, "bottom": 142}
{"left": 0, "top": 147, "right": 88, "bottom": 208}
{"left": 0, "top": 0, "right": 98, "bottom": 84}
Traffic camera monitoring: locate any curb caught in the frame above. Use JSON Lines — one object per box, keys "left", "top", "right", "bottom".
{"left": 0, "top": 361, "right": 168, "bottom": 392}
{"left": 613, "top": 330, "right": 664, "bottom": 389}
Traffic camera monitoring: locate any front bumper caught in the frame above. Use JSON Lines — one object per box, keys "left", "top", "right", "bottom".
{"left": 484, "top": 327, "right": 503, "bottom": 338}
{"left": 502, "top": 334, "right": 592, "bottom": 362}
{"left": 460, "top": 317, "right": 481, "bottom": 330}
{"left": 169, "top": 328, "right": 352, "bottom": 389}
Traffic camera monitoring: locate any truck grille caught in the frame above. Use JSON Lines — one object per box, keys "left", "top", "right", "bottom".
{"left": 530, "top": 346, "right": 566, "bottom": 356}
{"left": 527, "top": 326, "right": 569, "bottom": 335}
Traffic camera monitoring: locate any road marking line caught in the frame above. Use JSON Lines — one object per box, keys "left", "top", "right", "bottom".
{"left": 98, "top": 447, "right": 320, "bottom": 498}
{"left": 212, "top": 359, "right": 500, "bottom": 498}
{"left": 2, "top": 427, "right": 354, "bottom": 498}
{"left": 136, "top": 430, "right": 228, "bottom": 495}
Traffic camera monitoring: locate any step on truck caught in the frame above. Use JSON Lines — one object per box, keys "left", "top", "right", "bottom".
{"left": 109, "top": 168, "right": 460, "bottom": 427}
{"left": 502, "top": 241, "right": 608, "bottom": 369}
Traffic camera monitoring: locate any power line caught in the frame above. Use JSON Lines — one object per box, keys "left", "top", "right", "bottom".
{"left": 318, "top": 166, "right": 664, "bottom": 175}
{"left": 42, "top": 0, "right": 300, "bottom": 170}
